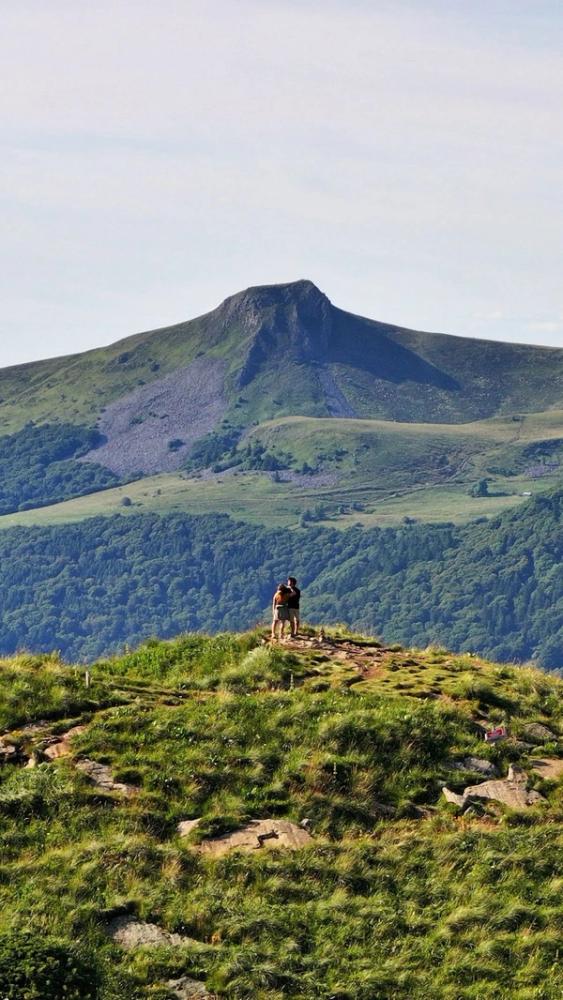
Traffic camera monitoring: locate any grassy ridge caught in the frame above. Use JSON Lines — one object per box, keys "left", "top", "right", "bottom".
{"left": 0, "top": 630, "right": 562, "bottom": 998}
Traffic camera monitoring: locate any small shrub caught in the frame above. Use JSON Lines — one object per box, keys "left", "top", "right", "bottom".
{"left": 0, "top": 930, "right": 100, "bottom": 1000}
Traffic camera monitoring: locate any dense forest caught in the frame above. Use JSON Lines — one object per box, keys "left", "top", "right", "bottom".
{"left": 0, "top": 423, "right": 119, "bottom": 514}
{"left": 0, "top": 491, "right": 560, "bottom": 667}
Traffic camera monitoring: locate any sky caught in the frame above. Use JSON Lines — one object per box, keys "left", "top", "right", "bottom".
{"left": 1, "top": 0, "right": 563, "bottom": 367}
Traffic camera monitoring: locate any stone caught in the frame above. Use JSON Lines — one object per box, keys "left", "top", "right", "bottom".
{"left": 177, "top": 818, "right": 203, "bottom": 837}
{"left": 442, "top": 787, "right": 466, "bottom": 808}
{"left": 75, "top": 759, "right": 137, "bottom": 796}
{"left": 507, "top": 739, "right": 535, "bottom": 753}
{"left": 531, "top": 758, "right": 563, "bottom": 780}
{"left": 463, "top": 770, "right": 544, "bottom": 810}
{"left": 198, "top": 819, "right": 313, "bottom": 857}
{"left": 448, "top": 757, "right": 498, "bottom": 777}
{"left": 0, "top": 740, "right": 18, "bottom": 761}
{"left": 106, "top": 915, "right": 194, "bottom": 949}
{"left": 42, "top": 725, "right": 88, "bottom": 761}
{"left": 443, "top": 765, "right": 545, "bottom": 811}
{"left": 43, "top": 741, "right": 71, "bottom": 760}
{"left": 166, "top": 976, "right": 217, "bottom": 999}
{"left": 521, "top": 723, "right": 557, "bottom": 745}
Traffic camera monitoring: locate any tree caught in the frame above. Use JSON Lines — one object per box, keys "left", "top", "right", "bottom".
{"left": 470, "top": 479, "right": 489, "bottom": 497}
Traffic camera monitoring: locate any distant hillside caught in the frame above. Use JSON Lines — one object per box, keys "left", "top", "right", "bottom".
{"left": 0, "top": 627, "right": 561, "bottom": 999}
{"left": 0, "top": 491, "right": 559, "bottom": 668}
{"left": 0, "top": 279, "right": 561, "bottom": 521}
{"left": 1, "top": 279, "right": 562, "bottom": 456}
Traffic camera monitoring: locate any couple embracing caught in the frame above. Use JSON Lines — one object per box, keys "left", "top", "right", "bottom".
{"left": 271, "top": 576, "right": 301, "bottom": 641}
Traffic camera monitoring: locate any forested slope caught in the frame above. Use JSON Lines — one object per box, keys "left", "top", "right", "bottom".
{"left": 0, "top": 491, "right": 560, "bottom": 667}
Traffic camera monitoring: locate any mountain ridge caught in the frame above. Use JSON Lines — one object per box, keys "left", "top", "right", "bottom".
{"left": 1, "top": 279, "right": 562, "bottom": 439}
{"left": 0, "top": 278, "right": 560, "bottom": 530}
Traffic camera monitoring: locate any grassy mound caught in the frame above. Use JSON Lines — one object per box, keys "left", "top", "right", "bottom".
{"left": 0, "top": 629, "right": 562, "bottom": 999}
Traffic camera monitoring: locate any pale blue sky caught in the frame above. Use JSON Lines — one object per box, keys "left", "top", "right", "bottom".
{"left": 1, "top": 0, "right": 562, "bottom": 367}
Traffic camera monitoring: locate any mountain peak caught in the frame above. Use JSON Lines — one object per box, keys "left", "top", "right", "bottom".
{"left": 216, "top": 280, "right": 333, "bottom": 386}
{"left": 220, "top": 278, "right": 331, "bottom": 321}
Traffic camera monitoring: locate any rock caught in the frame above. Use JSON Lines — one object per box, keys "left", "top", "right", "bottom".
{"left": 448, "top": 757, "right": 498, "bottom": 777}
{"left": 463, "top": 769, "right": 544, "bottom": 809}
{"left": 0, "top": 740, "right": 18, "bottom": 762}
{"left": 166, "top": 976, "right": 217, "bottom": 999}
{"left": 11, "top": 721, "right": 49, "bottom": 736}
{"left": 177, "top": 818, "right": 203, "bottom": 837}
{"left": 521, "top": 723, "right": 557, "bottom": 745}
{"left": 43, "top": 724, "right": 88, "bottom": 760}
{"left": 507, "top": 739, "right": 535, "bottom": 753}
{"left": 531, "top": 758, "right": 563, "bottom": 780}
{"left": 373, "top": 801, "right": 397, "bottom": 818}
{"left": 75, "top": 759, "right": 137, "bottom": 796}
{"left": 442, "top": 787, "right": 466, "bottom": 808}
{"left": 198, "top": 819, "right": 313, "bottom": 857}
{"left": 106, "top": 915, "right": 194, "bottom": 949}
{"left": 443, "top": 765, "right": 545, "bottom": 811}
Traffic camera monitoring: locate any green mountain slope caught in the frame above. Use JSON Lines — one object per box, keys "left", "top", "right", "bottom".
{"left": 2, "top": 278, "right": 562, "bottom": 440}
{"left": 0, "top": 629, "right": 562, "bottom": 999}
{"left": 0, "top": 491, "right": 559, "bottom": 667}
{"left": 0, "top": 279, "right": 560, "bottom": 525}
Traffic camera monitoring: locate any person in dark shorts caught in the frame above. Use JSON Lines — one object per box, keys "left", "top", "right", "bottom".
{"left": 287, "top": 576, "right": 301, "bottom": 637}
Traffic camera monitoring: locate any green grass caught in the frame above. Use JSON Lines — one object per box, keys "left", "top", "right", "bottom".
{"left": 0, "top": 629, "right": 562, "bottom": 998}
{"left": 0, "top": 470, "right": 553, "bottom": 531}
{"left": 0, "top": 405, "right": 559, "bottom": 531}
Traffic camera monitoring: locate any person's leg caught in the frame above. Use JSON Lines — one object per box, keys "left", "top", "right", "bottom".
{"left": 271, "top": 614, "right": 278, "bottom": 640}
{"left": 289, "top": 608, "right": 297, "bottom": 637}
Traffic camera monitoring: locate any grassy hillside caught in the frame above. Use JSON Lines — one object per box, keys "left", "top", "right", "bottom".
{"left": 0, "top": 628, "right": 562, "bottom": 999}
{"left": 1, "top": 410, "right": 560, "bottom": 530}
{"left": 0, "top": 491, "right": 559, "bottom": 666}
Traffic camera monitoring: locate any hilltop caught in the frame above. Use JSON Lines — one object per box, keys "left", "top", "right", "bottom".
{"left": 0, "top": 626, "right": 562, "bottom": 999}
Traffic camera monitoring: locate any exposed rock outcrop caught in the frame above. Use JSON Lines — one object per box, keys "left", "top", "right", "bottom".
{"left": 106, "top": 915, "right": 195, "bottom": 949}
{"left": 198, "top": 819, "right": 312, "bottom": 856}
{"left": 75, "top": 759, "right": 137, "bottom": 796}
{"left": 443, "top": 764, "right": 545, "bottom": 811}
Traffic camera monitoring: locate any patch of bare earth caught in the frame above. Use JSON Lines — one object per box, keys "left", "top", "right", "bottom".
{"left": 106, "top": 915, "right": 196, "bottom": 949}
{"left": 532, "top": 758, "right": 563, "bottom": 780}
{"left": 80, "top": 358, "right": 227, "bottom": 476}
{"left": 284, "top": 634, "right": 387, "bottom": 683}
